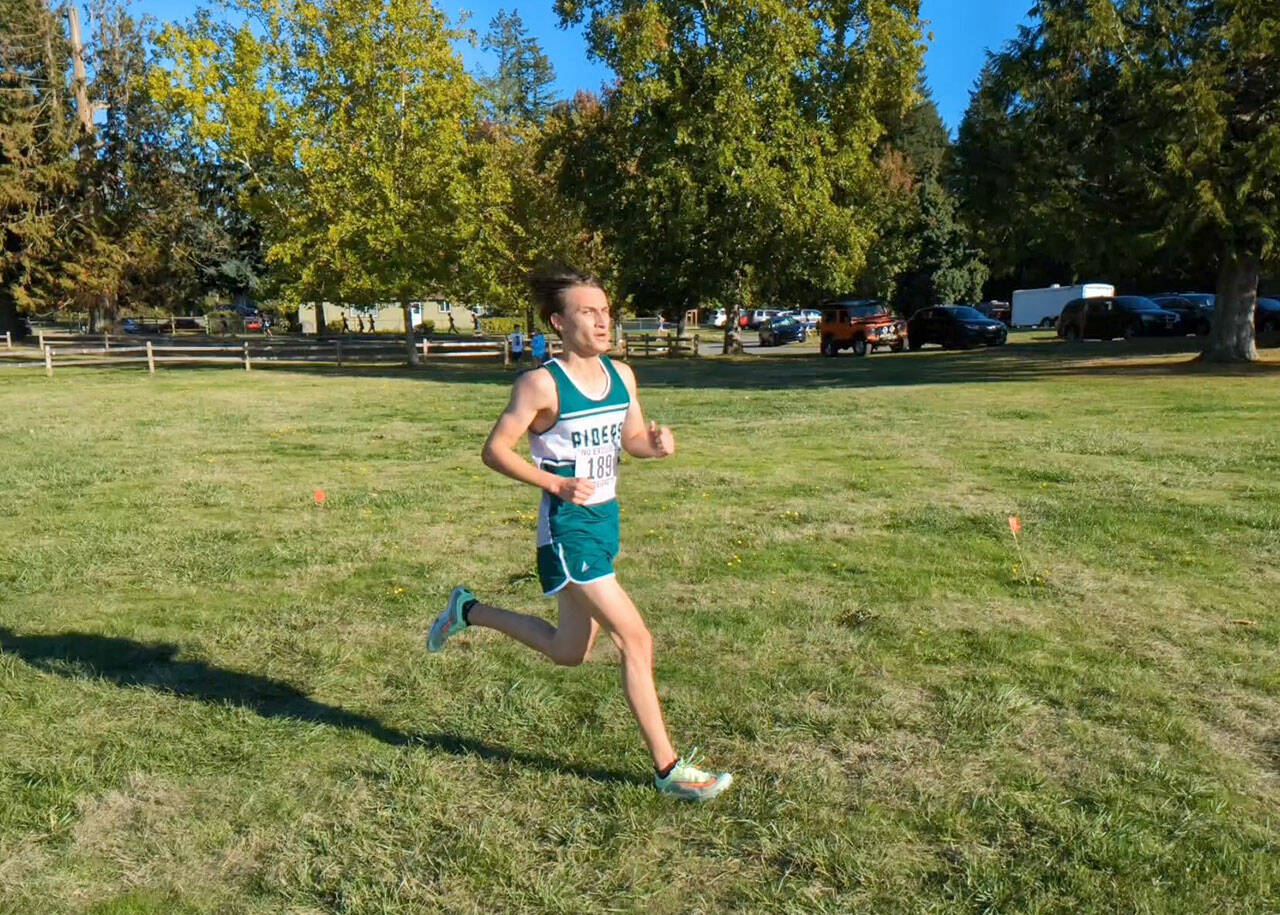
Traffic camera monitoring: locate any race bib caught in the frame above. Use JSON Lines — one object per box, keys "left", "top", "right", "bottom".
{"left": 575, "top": 444, "right": 620, "bottom": 504}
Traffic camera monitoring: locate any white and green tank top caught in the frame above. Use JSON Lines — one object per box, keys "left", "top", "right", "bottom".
{"left": 530, "top": 356, "right": 631, "bottom": 545}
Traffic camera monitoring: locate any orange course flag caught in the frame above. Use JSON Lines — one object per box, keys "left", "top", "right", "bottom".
{"left": 1008, "top": 515, "right": 1022, "bottom": 536}
{"left": 314, "top": 489, "right": 327, "bottom": 505}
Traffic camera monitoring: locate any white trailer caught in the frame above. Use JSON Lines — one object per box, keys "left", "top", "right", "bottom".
{"left": 1011, "top": 283, "right": 1114, "bottom": 328}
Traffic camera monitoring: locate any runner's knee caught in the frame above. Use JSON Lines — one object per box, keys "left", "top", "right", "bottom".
{"left": 547, "top": 633, "right": 590, "bottom": 667}
{"left": 612, "top": 624, "right": 652, "bottom": 661}
{"left": 550, "top": 647, "right": 587, "bottom": 667}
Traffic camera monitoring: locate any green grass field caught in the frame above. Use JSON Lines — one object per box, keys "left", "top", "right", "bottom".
{"left": 2, "top": 336, "right": 1279, "bottom": 913}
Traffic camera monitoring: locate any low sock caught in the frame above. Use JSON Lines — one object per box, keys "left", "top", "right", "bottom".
{"left": 460, "top": 598, "right": 477, "bottom": 624}
{"left": 656, "top": 759, "right": 678, "bottom": 779}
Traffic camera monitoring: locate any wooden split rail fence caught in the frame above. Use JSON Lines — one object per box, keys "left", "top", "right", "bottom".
{"left": 1, "top": 332, "right": 542, "bottom": 376}
{"left": 620, "top": 333, "right": 701, "bottom": 358}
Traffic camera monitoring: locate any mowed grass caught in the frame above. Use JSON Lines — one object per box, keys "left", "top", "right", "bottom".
{"left": 2, "top": 337, "right": 1279, "bottom": 913}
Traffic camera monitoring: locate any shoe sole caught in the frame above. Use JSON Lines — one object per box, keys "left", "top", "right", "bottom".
{"left": 657, "top": 772, "right": 733, "bottom": 802}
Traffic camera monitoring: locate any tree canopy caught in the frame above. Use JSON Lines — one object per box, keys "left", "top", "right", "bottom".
{"left": 157, "top": 0, "right": 482, "bottom": 357}
{"left": 554, "top": 0, "right": 928, "bottom": 342}
{"left": 481, "top": 9, "right": 556, "bottom": 125}
{"left": 956, "top": 0, "right": 1280, "bottom": 361}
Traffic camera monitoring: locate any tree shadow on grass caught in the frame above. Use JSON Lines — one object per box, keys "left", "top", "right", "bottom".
{"left": 632, "top": 337, "right": 1280, "bottom": 391}
{"left": 30, "top": 333, "right": 1280, "bottom": 391}
{"left": 250, "top": 334, "right": 1280, "bottom": 390}
{"left": 0, "top": 627, "right": 641, "bottom": 786}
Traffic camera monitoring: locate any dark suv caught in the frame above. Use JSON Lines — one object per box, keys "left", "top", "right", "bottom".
{"left": 1057, "top": 296, "right": 1180, "bottom": 341}
{"left": 908, "top": 306, "right": 1008, "bottom": 349}
{"left": 1150, "top": 294, "right": 1214, "bottom": 335}
{"left": 1257, "top": 298, "right": 1280, "bottom": 335}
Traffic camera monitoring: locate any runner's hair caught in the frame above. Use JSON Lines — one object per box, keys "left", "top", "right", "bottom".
{"left": 529, "top": 265, "right": 603, "bottom": 325}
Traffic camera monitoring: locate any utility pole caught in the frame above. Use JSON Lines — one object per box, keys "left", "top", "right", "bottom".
{"left": 65, "top": 3, "right": 93, "bottom": 135}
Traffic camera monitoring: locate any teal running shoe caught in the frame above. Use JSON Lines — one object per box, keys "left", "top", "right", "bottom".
{"left": 654, "top": 748, "right": 733, "bottom": 802}
{"left": 427, "top": 586, "right": 474, "bottom": 653}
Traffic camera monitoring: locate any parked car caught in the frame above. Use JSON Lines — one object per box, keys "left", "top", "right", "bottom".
{"left": 231, "top": 302, "right": 269, "bottom": 332}
{"left": 705, "top": 308, "right": 729, "bottom": 328}
{"left": 745, "top": 308, "right": 780, "bottom": 329}
{"left": 120, "top": 318, "right": 162, "bottom": 335}
{"left": 792, "top": 308, "right": 821, "bottom": 328}
{"left": 973, "top": 300, "right": 1012, "bottom": 325}
{"left": 1057, "top": 295, "right": 1180, "bottom": 340}
{"left": 1150, "top": 295, "right": 1213, "bottom": 335}
{"left": 758, "top": 314, "right": 808, "bottom": 346}
{"left": 1257, "top": 297, "right": 1280, "bottom": 335}
{"left": 1175, "top": 293, "right": 1216, "bottom": 310}
{"left": 908, "top": 306, "right": 1008, "bottom": 349}
{"left": 818, "top": 299, "right": 907, "bottom": 357}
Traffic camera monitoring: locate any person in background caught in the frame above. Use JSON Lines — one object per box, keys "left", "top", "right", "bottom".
{"left": 530, "top": 329, "right": 548, "bottom": 363}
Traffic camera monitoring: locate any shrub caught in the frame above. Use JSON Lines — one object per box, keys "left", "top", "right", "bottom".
{"left": 206, "top": 310, "right": 240, "bottom": 335}
{"left": 479, "top": 316, "right": 524, "bottom": 337}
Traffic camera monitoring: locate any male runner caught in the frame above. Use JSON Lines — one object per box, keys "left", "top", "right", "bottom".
{"left": 428, "top": 267, "right": 733, "bottom": 802}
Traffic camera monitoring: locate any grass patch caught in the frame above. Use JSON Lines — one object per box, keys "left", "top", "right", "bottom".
{"left": 2, "top": 338, "right": 1279, "bottom": 911}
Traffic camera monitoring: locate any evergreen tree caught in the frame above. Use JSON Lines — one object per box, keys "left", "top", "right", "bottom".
{"left": 0, "top": 0, "right": 75, "bottom": 336}
{"left": 481, "top": 9, "right": 556, "bottom": 125}
{"left": 955, "top": 0, "right": 1280, "bottom": 361}
{"left": 874, "top": 87, "right": 987, "bottom": 313}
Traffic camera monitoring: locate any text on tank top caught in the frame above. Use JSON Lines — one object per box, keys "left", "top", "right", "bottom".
{"left": 528, "top": 356, "right": 631, "bottom": 506}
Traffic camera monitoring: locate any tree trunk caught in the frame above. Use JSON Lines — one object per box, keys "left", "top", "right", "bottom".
{"left": 402, "top": 300, "right": 419, "bottom": 366}
{"left": 1202, "top": 244, "right": 1260, "bottom": 363}
{"left": 0, "top": 296, "right": 27, "bottom": 340}
{"left": 315, "top": 300, "right": 327, "bottom": 337}
{"left": 722, "top": 303, "right": 743, "bottom": 355}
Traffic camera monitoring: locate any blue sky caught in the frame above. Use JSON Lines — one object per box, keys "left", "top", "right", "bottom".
{"left": 129, "top": 0, "right": 1032, "bottom": 132}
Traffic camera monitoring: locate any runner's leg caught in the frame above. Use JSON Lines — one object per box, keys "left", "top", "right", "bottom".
{"left": 467, "top": 594, "right": 600, "bottom": 666}
{"left": 566, "top": 577, "right": 677, "bottom": 769}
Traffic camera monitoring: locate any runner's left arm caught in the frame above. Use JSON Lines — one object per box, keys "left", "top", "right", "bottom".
{"left": 615, "top": 361, "right": 675, "bottom": 459}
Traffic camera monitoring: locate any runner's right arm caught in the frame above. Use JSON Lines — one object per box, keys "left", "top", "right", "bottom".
{"left": 481, "top": 370, "right": 596, "bottom": 505}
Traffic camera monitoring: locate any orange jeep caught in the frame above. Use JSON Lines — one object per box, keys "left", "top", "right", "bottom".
{"left": 818, "top": 299, "right": 908, "bottom": 357}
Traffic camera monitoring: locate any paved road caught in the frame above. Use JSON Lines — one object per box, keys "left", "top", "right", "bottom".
{"left": 692, "top": 330, "right": 817, "bottom": 357}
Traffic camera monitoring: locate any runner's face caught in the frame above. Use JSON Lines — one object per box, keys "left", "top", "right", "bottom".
{"left": 552, "top": 285, "right": 611, "bottom": 356}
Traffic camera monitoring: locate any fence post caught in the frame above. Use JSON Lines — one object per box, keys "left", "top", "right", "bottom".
{"left": 146, "top": 340, "right": 155, "bottom": 375}
{"left": 504, "top": 339, "right": 511, "bottom": 366}
{"left": 3, "top": 331, "right": 9, "bottom": 348}
{"left": 170, "top": 316, "right": 176, "bottom": 334}
{"left": 693, "top": 333, "right": 701, "bottom": 357}
{"left": 37, "top": 330, "right": 44, "bottom": 351}
{"left": 336, "top": 339, "right": 343, "bottom": 367}
{"left": 243, "top": 341, "right": 251, "bottom": 371}
{"left": 44, "top": 345, "right": 53, "bottom": 377}
{"left": 421, "top": 338, "right": 430, "bottom": 359}
{"left": 103, "top": 333, "right": 110, "bottom": 352}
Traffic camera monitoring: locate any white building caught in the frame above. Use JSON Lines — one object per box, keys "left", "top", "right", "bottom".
{"left": 297, "top": 299, "right": 481, "bottom": 334}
